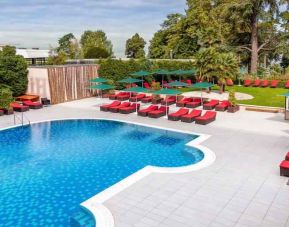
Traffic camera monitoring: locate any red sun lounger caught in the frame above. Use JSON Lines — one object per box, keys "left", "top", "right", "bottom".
{"left": 144, "top": 82, "right": 151, "bottom": 89}
{"left": 286, "top": 80, "right": 289, "bottom": 89}
{"left": 22, "top": 100, "right": 43, "bottom": 109}
{"left": 108, "top": 102, "right": 130, "bottom": 113}
{"left": 261, "top": 80, "right": 269, "bottom": 88}
{"left": 215, "top": 101, "right": 231, "bottom": 112}
{"left": 148, "top": 106, "right": 169, "bottom": 118}
{"left": 244, "top": 79, "right": 251, "bottom": 87}
{"left": 119, "top": 103, "right": 140, "bottom": 114}
{"left": 177, "top": 97, "right": 193, "bottom": 107}
{"left": 226, "top": 79, "right": 234, "bottom": 86}
{"left": 181, "top": 110, "right": 202, "bottom": 123}
{"left": 100, "top": 101, "right": 121, "bottom": 112}
{"left": 161, "top": 96, "right": 176, "bottom": 106}
{"left": 138, "top": 105, "right": 158, "bottom": 117}
{"left": 195, "top": 111, "right": 217, "bottom": 125}
{"left": 253, "top": 79, "right": 261, "bottom": 87}
{"left": 280, "top": 160, "right": 289, "bottom": 177}
{"left": 129, "top": 94, "right": 146, "bottom": 102}
{"left": 10, "top": 102, "right": 29, "bottom": 112}
{"left": 168, "top": 108, "right": 189, "bottom": 121}
{"left": 270, "top": 80, "right": 278, "bottom": 88}
{"left": 141, "top": 96, "right": 153, "bottom": 103}
{"left": 186, "top": 98, "right": 202, "bottom": 108}
{"left": 203, "top": 100, "right": 219, "bottom": 110}
{"left": 117, "top": 92, "right": 130, "bottom": 101}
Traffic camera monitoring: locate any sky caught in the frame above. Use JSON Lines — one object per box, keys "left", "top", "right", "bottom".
{"left": 0, "top": 0, "right": 187, "bottom": 57}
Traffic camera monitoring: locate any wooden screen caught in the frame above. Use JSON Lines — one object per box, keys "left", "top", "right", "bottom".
{"left": 47, "top": 65, "right": 98, "bottom": 104}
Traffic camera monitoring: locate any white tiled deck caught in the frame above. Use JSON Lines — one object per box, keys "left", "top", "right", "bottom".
{"left": 0, "top": 98, "right": 289, "bottom": 227}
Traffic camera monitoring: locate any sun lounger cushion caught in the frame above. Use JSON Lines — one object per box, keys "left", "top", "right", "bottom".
{"left": 168, "top": 108, "right": 189, "bottom": 121}
{"left": 195, "top": 111, "right": 216, "bottom": 125}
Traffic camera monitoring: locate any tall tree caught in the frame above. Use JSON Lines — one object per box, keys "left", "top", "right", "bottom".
{"left": 80, "top": 30, "right": 113, "bottom": 59}
{"left": 57, "top": 33, "right": 75, "bottom": 58}
{"left": 125, "top": 33, "right": 146, "bottom": 58}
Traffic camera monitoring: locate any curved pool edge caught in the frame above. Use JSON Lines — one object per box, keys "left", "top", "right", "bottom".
{"left": 0, "top": 118, "right": 216, "bottom": 227}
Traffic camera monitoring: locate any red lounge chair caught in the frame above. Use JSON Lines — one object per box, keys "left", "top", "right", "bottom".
{"left": 270, "top": 80, "right": 278, "bottom": 88}
{"left": 203, "top": 99, "right": 219, "bottom": 110}
{"left": 280, "top": 160, "right": 289, "bottom": 177}
{"left": 119, "top": 103, "right": 140, "bottom": 114}
{"left": 0, "top": 109, "right": 3, "bottom": 116}
{"left": 285, "top": 152, "right": 289, "bottom": 161}
{"left": 161, "top": 96, "right": 176, "bottom": 105}
{"left": 141, "top": 96, "right": 153, "bottom": 103}
{"left": 286, "top": 80, "right": 289, "bottom": 89}
{"left": 148, "top": 106, "right": 169, "bottom": 118}
{"left": 186, "top": 80, "right": 192, "bottom": 85}
{"left": 129, "top": 94, "right": 146, "bottom": 102}
{"left": 215, "top": 101, "right": 231, "bottom": 112}
{"left": 186, "top": 98, "right": 202, "bottom": 108}
{"left": 10, "top": 102, "right": 29, "bottom": 112}
{"left": 244, "top": 79, "right": 251, "bottom": 87}
{"left": 117, "top": 92, "right": 130, "bottom": 101}
{"left": 177, "top": 97, "right": 193, "bottom": 107}
{"left": 195, "top": 111, "right": 217, "bottom": 125}
{"left": 108, "top": 102, "right": 130, "bottom": 113}
{"left": 261, "top": 80, "right": 269, "bottom": 88}
{"left": 23, "top": 100, "right": 43, "bottom": 109}
{"left": 138, "top": 105, "right": 158, "bottom": 116}
{"left": 144, "top": 82, "right": 151, "bottom": 89}
{"left": 100, "top": 101, "right": 121, "bottom": 112}
{"left": 181, "top": 110, "right": 202, "bottom": 123}
{"left": 253, "top": 79, "right": 261, "bottom": 87}
{"left": 168, "top": 108, "right": 189, "bottom": 121}
{"left": 226, "top": 79, "right": 234, "bottom": 86}
{"left": 109, "top": 92, "right": 119, "bottom": 100}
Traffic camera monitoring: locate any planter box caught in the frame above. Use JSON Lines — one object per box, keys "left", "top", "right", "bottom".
{"left": 228, "top": 105, "right": 239, "bottom": 113}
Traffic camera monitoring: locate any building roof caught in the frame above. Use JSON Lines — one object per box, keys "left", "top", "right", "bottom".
{"left": 16, "top": 49, "right": 52, "bottom": 59}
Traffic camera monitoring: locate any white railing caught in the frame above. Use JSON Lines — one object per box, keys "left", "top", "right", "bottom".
{"left": 13, "top": 112, "right": 31, "bottom": 126}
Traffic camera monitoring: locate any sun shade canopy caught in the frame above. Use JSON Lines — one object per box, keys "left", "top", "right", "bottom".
{"left": 123, "top": 87, "right": 151, "bottom": 93}
{"left": 130, "top": 71, "right": 151, "bottom": 77}
{"left": 153, "top": 89, "right": 182, "bottom": 95}
{"left": 189, "top": 82, "right": 214, "bottom": 89}
{"left": 118, "top": 78, "right": 142, "bottom": 83}
{"left": 89, "top": 78, "right": 108, "bottom": 83}
{"left": 166, "top": 80, "right": 188, "bottom": 87}
{"left": 89, "top": 84, "right": 115, "bottom": 90}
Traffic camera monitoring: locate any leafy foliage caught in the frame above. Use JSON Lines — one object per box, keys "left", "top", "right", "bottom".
{"left": 57, "top": 33, "right": 76, "bottom": 58}
{"left": 0, "top": 46, "right": 28, "bottom": 96}
{"left": 125, "top": 33, "right": 146, "bottom": 58}
{"left": 0, "top": 87, "right": 14, "bottom": 109}
{"left": 47, "top": 51, "right": 67, "bottom": 65}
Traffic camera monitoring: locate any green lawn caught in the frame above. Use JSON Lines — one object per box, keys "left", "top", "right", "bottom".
{"left": 180, "top": 86, "right": 288, "bottom": 108}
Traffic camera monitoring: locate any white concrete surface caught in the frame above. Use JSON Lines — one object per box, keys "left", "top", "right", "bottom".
{"left": 182, "top": 91, "right": 254, "bottom": 101}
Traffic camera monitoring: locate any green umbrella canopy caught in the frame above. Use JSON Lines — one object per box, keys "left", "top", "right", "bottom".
{"left": 189, "top": 82, "right": 214, "bottom": 89}
{"left": 89, "top": 78, "right": 108, "bottom": 83}
{"left": 152, "top": 69, "right": 171, "bottom": 75}
{"left": 153, "top": 89, "right": 182, "bottom": 95}
{"left": 184, "top": 69, "right": 197, "bottom": 75}
{"left": 280, "top": 92, "right": 289, "bottom": 97}
{"left": 167, "top": 80, "right": 188, "bottom": 87}
{"left": 168, "top": 69, "right": 185, "bottom": 75}
{"left": 130, "top": 71, "right": 151, "bottom": 77}
{"left": 89, "top": 84, "right": 115, "bottom": 90}
{"left": 123, "top": 87, "right": 151, "bottom": 93}
{"left": 118, "top": 78, "right": 142, "bottom": 83}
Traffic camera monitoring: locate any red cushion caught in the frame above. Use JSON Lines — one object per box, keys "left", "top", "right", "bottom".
{"left": 280, "top": 160, "right": 289, "bottom": 168}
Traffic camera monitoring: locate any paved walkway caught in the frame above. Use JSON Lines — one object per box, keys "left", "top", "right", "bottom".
{"left": 0, "top": 98, "right": 289, "bottom": 227}
{"left": 182, "top": 91, "right": 254, "bottom": 101}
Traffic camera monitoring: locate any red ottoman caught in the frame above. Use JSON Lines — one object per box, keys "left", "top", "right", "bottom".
{"left": 286, "top": 152, "right": 289, "bottom": 161}
{"left": 280, "top": 160, "right": 289, "bottom": 177}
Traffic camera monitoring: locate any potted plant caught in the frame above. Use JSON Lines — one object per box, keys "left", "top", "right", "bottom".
{"left": 228, "top": 89, "right": 239, "bottom": 113}
{"left": 0, "top": 87, "right": 14, "bottom": 115}
{"left": 151, "top": 82, "right": 163, "bottom": 104}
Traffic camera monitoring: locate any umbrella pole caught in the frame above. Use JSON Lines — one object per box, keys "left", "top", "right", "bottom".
{"left": 162, "top": 75, "right": 164, "bottom": 88}
{"left": 142, "top": 76, "right": 144, "bottom": 88}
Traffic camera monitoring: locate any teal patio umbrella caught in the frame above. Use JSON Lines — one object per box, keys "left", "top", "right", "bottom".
{"left": 89, "top": 84, "right": 115, "bottom": 98}
{"left": 118, "top": 77, "right": 142, "bottom": 85}
{"left": 123, "top": 86, "right": 152, "bottom": 112}
{"left": 153, "top": 89, "right": 182, "bottom": 116}
{"left": 189, "top": 82, "right": 214, "bottom": 105}
{"left": 90, "top": 78, "right": 108, "bottom": 83}
{"left": 130, "top": 71, "right": 151, "bottom": 87}
{"left": 152, "top": 69, "right": 171, "bottom": 88}
{"left": 166, "top": 80, "right": 188, "bottom": 88}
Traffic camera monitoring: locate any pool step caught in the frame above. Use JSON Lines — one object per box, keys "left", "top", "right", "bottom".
{"left": 70, "top": 207, "right": 95, "bottom": 227}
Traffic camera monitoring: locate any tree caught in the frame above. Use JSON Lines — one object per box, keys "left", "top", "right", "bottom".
{"left": 47, "top": 51, "right": 67, "bottom": 65}
{"left": 0, "top": 87, "right": 14, "bottom": 110}
{"left": 57, "top": 33, "right": 76, "bottom": 58}
{"left": 80, "top": 30, "right": 113, "bottom": 59}
{"left": 222, "top": 0, "right": 289, "bottom": 73}
{"left": 148, "top": 30, "right": 168, "bottom": 58}
{"left": 125, "top": 33, "right": 146, "bottom": 58}
{"left": 0, "top": 46, "right": 28, "bottom": 96}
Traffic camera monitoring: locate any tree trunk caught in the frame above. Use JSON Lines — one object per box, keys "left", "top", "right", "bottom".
{"left": 250, "top": 11, "right": 258, "bottom": 74}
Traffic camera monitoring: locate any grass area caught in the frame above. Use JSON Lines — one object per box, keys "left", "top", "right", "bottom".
{"left": 180, "top": 86, "right": 288, "bottom": 108}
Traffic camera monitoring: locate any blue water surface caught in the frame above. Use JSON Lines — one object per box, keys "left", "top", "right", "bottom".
{"left": 0, "top": 120, "right": 204, "bottom": 226}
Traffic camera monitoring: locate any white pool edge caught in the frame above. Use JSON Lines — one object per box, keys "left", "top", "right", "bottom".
{"left": 1, "top": 118, "right": 216, "bottom": 227}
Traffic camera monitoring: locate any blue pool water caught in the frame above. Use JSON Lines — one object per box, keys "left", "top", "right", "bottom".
{"left": 0, "top": 120, "right": 204, "bottom": 226}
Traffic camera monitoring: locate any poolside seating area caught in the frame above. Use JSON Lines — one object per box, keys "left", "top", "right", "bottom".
{"left": 243, "top": 79, "right": 289, "bottom": 88}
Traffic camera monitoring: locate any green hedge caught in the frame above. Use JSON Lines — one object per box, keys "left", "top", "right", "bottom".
{"left": 97, "top": 59, "right": 194, "bottom": 88}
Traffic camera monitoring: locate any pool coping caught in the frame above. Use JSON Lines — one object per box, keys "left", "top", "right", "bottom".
{"left": 0, "top": 118, "right": 216, "bottom": 227}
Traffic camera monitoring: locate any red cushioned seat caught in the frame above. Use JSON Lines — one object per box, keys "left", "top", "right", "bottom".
{"left": 280, "top": 160, "right": 289, "bottom": 177}
{"left": 280, "top": 160, "right": 289, "bottom": 168}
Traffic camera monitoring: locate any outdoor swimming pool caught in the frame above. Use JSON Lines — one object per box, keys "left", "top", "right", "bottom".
{"left": 0, "top": 119, "right": 204, "bottom": 226}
